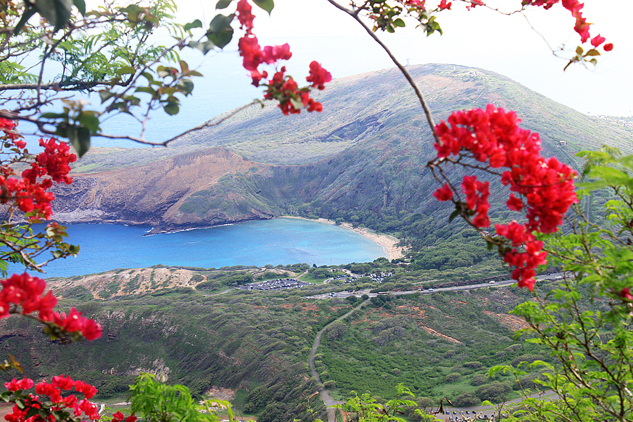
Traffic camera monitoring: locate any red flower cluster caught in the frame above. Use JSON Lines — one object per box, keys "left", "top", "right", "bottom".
{"left": 523, "top": 0, "right": 612, "bottom": 49}
{"left": 4, "top": 377, "right": 33, "bottom": 391}
{"left": 236, "top": 0, "right": 293, "bottom": 87}
{"left": 0, "top": 126, "right": 76, "bottom": 221}
{"left": 0, "top": 273, "right": 57, "bottom": 320}
{"left": 438, "top": 0, "right": 452, "bottom": 10}
{"left": 32, "top": 138, "right": 76, "bottom": 185}
{"left": 0, "top": 118, "right": 19, "bottom": 143}
{"left": 235, "top": 0, "right": 255, "bottom": 33}
{"left": 495, "top": 222, "right": 548, "bottom": 290}
{"left": 433, "top": 105, "right": 578, "bottom": 290}
{"left": 3, "top": 375, "right": 116, "bottom": 422}
{"left": 234, "top": 0, "right": 330, "bottom": 113}
{"left": 263, "top": 67, "right": 323, "bottom": 115}
{"left": 50, "top": 307, "right": 102, "bottom": 341}
{"left": 0, "top": 273, "right": 102, "bottom": 340}
{"left": 112, "top": 412, "right": 137, "bottom": 422}
{"left": 461, "top": 175, "right": 490, "bottom": 228}
{"left": 306, "top": 61, "right": 332, "bottom": 91}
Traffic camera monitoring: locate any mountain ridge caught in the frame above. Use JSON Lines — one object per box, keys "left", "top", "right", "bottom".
{"left": 53, "top": 63, "right": 633, "bottom": 238}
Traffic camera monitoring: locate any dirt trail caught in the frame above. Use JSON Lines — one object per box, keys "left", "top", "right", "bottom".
{"left": 308, "top": 300, "right": 369, "bottom": 422}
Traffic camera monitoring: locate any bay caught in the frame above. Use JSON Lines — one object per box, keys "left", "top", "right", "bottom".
{"left": 15, "top": 218, "right": 385, "bottom": 279}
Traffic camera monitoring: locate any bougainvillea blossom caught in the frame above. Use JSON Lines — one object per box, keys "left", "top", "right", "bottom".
{"left": 0, "top": 273, "right": 102, "bottom": 340}
{"left": 234, "top": 0, "right": 330, "bottom": 113}
{"left": 306, "top": 61, "right": 332, "bottom": 90}
{"left": 432, "top": 104, "right": 578, "bottom": 291}
{"left": 3, "top": 376, "right": 113, "bottom": 422}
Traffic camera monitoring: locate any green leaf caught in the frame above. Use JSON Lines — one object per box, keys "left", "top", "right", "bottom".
{"left": 72, "top": 0, "right": 85, "bottom": 15}
{"left": 179, "top": 60, "right": 190, "bottom": 74}
{"left": 575, "top": 45, "right": 583, "bottom": 55}
{"left": 393, "top": 18, "right": 405, "bottom": 27}
{"left": 163, "top": 102, "right": 180, "bottom": 115}
{"left": 67, "top": 125, "right": 91, "bottom": 157}
{"left": 40, "top": 112, "right": 68, "bottom": 119}
{"left": 76, "top": 112, "right": 100, "bottom": 133}
{"left": 252, "top": 0, "right": 274, "bottom": 14}
{"left": 209, "top": 13, "right": 234, "bottom": 32}
{"left": 585, "top": 49, "right": 601, "bottom": 57}
{"left": 25, "top": 407, "right": 39, "bottom": 419}
{"left": 116, "top": 65, "right": 136, "bottom": 76}
{"left": 178, "top": 79, "right": 194, "bottom": 96}
{"left": 13, "top": 7, "right": 38, "bottom": 35}
{"left": 448, "top": 208, "right": 460, "bottom": 223}
{"left": 35, "top": 0, "right": 73, "bottom": 32}
{"left": 156, "top": 66, "right": 171, "bottom": 78}
{"left": 207, "top": 30, "right": 233, "bottom": 49}
{"left": 216, "top": 0, "right": 233, "bottom": 9}
{"left": 289, "top": 97, "right": 303, "bottom": 111}
{"left": 135, "top": 86, "right": 158, "bottom": 98}
{"left": 184, "top": 19, "right": 202, "bottom": 31}
{"left": 98, "top": 90, "right": 114, "bottom": 103}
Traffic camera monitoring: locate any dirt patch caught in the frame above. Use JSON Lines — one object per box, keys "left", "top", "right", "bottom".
{"left": 418, "top": 325, "right": 462, "bottom": 344}
{"left": 483, "top": 311, "right": 529, "bottom": 331}
{"left": 206, "top": 386, "right": 237, "bottom": 401}
{"left": 46, "top": 267, "right": 200, "bottom": 299}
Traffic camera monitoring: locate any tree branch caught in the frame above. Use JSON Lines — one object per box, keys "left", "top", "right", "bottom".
{"left": 325, "top": 0, "right": 441, "bottom": 145}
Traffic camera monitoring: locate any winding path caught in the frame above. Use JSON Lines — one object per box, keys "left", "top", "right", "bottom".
{"left": 308, "top": 299, "right": 369, "bottom": 422}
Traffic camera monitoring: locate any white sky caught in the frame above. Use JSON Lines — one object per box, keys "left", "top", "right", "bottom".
{"left": 176, "top": 0, "right": 633, "bottom": 117}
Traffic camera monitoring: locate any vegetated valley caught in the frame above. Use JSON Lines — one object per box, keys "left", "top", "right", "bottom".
{"left": 3, "top": 64, "right": 631, "bottom": 421}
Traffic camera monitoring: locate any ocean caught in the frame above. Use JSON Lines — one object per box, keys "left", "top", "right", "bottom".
{"left": 13, "top": 218, "right": 384, "bottom": 279}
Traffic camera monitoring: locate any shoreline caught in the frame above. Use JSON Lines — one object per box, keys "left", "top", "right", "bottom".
{"left": 280, "top": 216, "right": 405, "bottom": 261}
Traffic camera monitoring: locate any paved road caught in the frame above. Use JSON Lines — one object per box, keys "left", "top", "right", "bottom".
{"left": 307, "top": 273, "right": 564, "bottom": 300}
{"left": 304, "top": 273, "right": 564, "bottom": 420}
{"left": 308, "top": 300, "right": 369, "bottom": 422}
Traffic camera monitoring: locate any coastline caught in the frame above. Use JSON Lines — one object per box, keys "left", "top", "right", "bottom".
{"left": 280, "top": 216, "right": 405, "bottom": 261}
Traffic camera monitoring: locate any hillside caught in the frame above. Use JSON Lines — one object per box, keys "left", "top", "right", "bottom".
{"left": 51, "top": 65, "right": 632, "bottom": 235}
{"left": 0, "top": 262, "right": 562, "bottom": 421}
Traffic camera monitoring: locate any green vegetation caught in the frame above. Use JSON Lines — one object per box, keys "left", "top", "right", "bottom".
{"left": 0, "top": 272, "right": 562, "bottom": 421}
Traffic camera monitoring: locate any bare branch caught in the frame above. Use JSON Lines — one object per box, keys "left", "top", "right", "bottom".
{"left": 325, "top": 0, "right": 441, "bottom": 145}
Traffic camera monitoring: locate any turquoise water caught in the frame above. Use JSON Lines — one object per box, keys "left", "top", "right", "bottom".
{"left": 14, "top": 218, "right": 385, "bottom": 279}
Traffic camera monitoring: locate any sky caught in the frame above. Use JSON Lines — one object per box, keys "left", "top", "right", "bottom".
{"left": 175, "top": 0, "right": 632, "bottom": 116}
{"left": 81, "top": 0, "right": 633, "bottom": 146}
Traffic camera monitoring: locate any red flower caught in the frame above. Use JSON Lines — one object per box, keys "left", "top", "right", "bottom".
{"left": 0, "top": 118, "right": 16, "bottom": 131}
{"left": 619, "top": 288, "right": 632, "bottom": 301}
{"left": 236, "top": 0, "right": 255, "bottom": 34}
{"left": 433, "top": 184, "right": 453, "bottom": 202}
{"left": 5, "top": 377, "right": 34, "bottom": 392}
{"left": 591, "top": 34, "right": 605, "bottom": 47}
{"left": 261, "top": 43, "right": 292, "bottom": 64}
{"left": 35, "top": 382, "right": 62, "bottom": 403}
{"left": 306, "top": 61, "right": 332, "bottom": 90}
{"left": 74, "top": 380, "right": 98, "bottom": 399}
{"left": 52, "top": 375, "right": 74, "bottom": 391}
{"left": 238, "top": 36, "right": 263, "bottom": 71}
{"left": 604, "top": 43, "right": 613, "bottom": 51}
{"left": 438, "top": 0, "right": 452, "bottom": 10}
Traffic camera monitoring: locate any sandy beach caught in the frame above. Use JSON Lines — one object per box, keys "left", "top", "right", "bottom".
{"left": 280, "top": 216, "right": 405, "bottom": 261}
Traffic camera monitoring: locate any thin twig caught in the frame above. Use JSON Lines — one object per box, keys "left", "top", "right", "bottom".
{"left": 325, "top": 0, "right": 441, "bottom": 145}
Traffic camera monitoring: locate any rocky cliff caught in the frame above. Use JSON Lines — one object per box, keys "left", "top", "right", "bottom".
{"left": 53, "top": 147, "right": 276, "bottom": 233}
